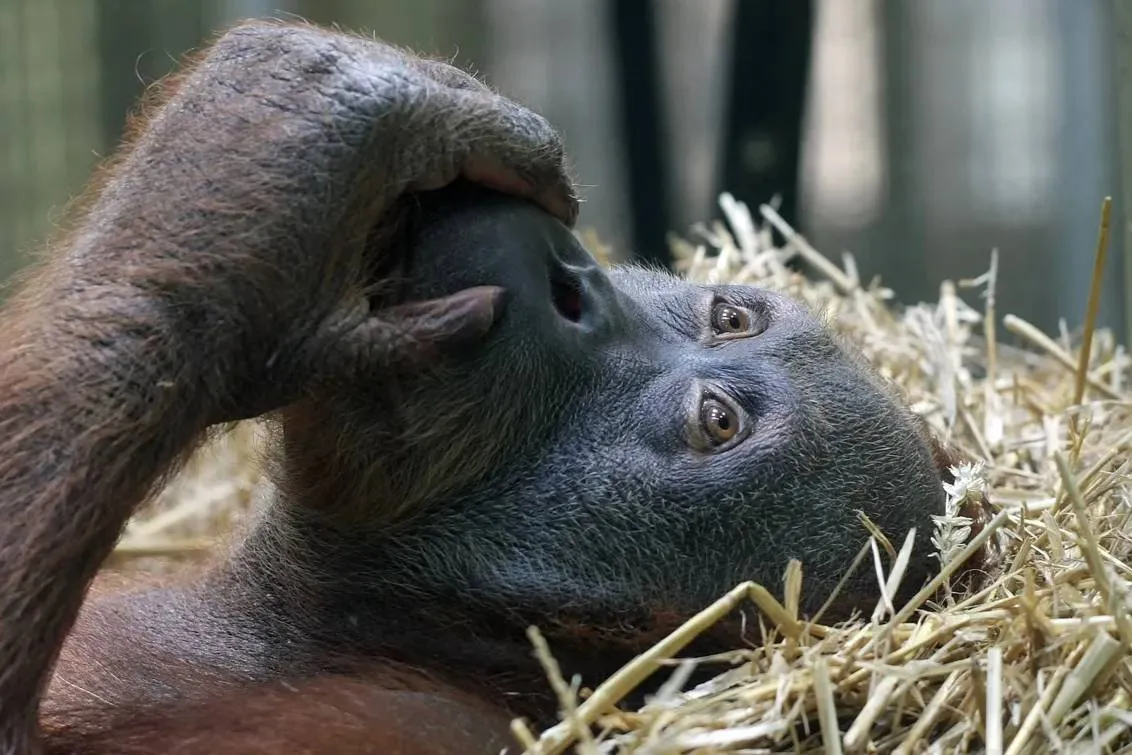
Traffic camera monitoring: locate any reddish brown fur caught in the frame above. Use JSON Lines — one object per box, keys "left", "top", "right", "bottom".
{"left": 45, "top": 647, "right": 515, "bottom": 755}
{"left": 47, "top": 679, "right": 512, "bottom": 755}
{"left": 43, "top": 581, "right": 517, "bottom": 755}
{"left": 0, "top": 18, "right": 574, "bottom": 754}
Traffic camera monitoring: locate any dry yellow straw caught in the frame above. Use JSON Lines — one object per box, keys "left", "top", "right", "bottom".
{"left": 1069, "top": 196, "right": 1113, "bottom": 450}
{"left": 518, "top": 580, "right": 801, "bottom": 755}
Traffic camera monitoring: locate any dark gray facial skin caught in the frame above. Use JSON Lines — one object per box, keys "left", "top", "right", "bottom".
{"left": 44, "top": 184, "right": 949, "bottom": 741}
{"left": 382, "top": 183, "right": 946, "bottom": 611}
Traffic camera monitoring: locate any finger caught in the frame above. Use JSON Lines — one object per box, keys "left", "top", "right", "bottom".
{"left": 452, "top": 91, "right": 579, "bottom": 226}
{"left": 411, "top": 55, "right": 574, "bottom": 199}
{"left": 404, "top": 88, "right": 579, "bottom": 227}
{"left": 314, "top": 286, "right": 506, "bottom": 384}
{"left": 460, "top": 152, "right": 579, "bottom": 228}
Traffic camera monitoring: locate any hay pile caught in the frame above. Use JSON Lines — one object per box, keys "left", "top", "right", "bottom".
{"left": 117, "top": 196, "right": 1132, "bottom": 754}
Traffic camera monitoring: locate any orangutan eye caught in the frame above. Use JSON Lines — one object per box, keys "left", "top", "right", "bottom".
{"left": 711, "top": 303, "right": 751, "bottom": 335}
{"left": 700, "top": 397, "right": 739, "bottom": 445}
{"left": 684, "top": 381, "right": 749, "bottom": 453}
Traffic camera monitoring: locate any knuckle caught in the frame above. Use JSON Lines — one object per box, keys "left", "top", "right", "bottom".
{"left": 209, "top": 20, "right": 432, "bottom": 132}
{"left": 211, "top": 20, "right": 330, "bottom": 67}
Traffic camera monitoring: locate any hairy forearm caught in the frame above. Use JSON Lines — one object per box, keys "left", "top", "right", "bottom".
{"left": 0, "top": 314, "right": 207, "bottom": 752}
{"left": 0, "top": 22, "right": 389, "bottom": 744}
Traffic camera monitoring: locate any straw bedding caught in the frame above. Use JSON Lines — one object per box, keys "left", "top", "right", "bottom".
{"left": 114, "top": 195, "right": 1132, "bottom": 754}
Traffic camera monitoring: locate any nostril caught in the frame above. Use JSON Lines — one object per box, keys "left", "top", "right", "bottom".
{"left": 550, "top": 267, "right": 584, "bottom": 323}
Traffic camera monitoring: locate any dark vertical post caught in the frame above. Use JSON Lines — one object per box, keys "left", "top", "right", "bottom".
{"left": 717, "top": 0, "right": 814, "bottom": 236}
{"left": 608, "top": 0, "right": 673, "bottom": 267}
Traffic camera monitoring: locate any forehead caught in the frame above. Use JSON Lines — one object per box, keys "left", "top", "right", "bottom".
{"left": 607, "top": 266, "right": 814, "bottom": 325}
